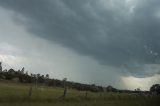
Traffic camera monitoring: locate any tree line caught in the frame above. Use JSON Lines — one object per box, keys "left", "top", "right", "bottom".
{"left": 0, "top": 62, "right": 104, "bottom": 92}
{"left": 0, "top": 62, "right": 160, "bottom": 95}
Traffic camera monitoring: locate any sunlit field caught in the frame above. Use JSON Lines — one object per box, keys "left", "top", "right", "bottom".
{"left": 0, "top": 80, "right": 159, "bottom": 106}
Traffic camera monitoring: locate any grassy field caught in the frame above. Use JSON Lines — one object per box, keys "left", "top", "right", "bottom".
{"left": 0, "top": 80, "right": 159, "bottom": 106}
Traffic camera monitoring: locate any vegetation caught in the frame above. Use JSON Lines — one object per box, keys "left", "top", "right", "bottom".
{"left": 150, "top": 84, "right": 160, "bottom": 95}
{"left": 0, "top": 80, "right": 159, "bottom": 106}
{"left": 0, "top": 62, "right": 160, "bottom": 106}
{"left": 0, "top": 65, "right": 104, "bottom": 92}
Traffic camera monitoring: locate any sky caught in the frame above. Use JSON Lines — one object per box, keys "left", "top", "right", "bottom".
{"left": 0, "top": 0, "right": 160, "bottom": 90}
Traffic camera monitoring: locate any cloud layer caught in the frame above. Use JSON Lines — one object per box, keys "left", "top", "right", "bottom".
{"left": 0, "top": 0, "right": 160, "bottom": 78}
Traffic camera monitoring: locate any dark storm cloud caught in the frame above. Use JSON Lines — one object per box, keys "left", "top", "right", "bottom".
{"left": 0, "top": 0, "right": 160, "bottom": 77}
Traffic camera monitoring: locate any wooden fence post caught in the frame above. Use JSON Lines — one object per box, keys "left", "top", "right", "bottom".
{"left": 28, "top": 86, "right": 32, "bottom": 98}
{"left": 60, "top": 78, "right": 67, "bottom": 99}
{"left": 85, "top": 91, "right": 88, "bottom": 99}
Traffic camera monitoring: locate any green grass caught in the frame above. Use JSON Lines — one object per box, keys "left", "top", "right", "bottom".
{"left": 0, "top": 99, "right": 159, "bottom": 106}
{"left": 0, "top": 80, "right": 159, "bottom": 106}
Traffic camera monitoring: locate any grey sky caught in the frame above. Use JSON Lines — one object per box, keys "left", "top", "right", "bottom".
{"left": 0, "top": 0, "right": 160, "bottom": 90}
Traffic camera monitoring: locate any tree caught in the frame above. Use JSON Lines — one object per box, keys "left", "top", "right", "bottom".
{"left": 8, "top": 69, "right": 15, "bottom": 75}
{"left": 3, "top": 69, "right": 16, "bottom": 80}
{"left": 0, "top": 62, "right": 2, "bottom": 72}
{"left": 45, "top": 74, "right": 49, "bottom": 79}
{"left": 25, "top": 71, "right": 28, "bottom": 75}
{"left": 21, "top": 67, "right": 25, "bottom": 74}
{"left": 37, "top": 73, "right": 40, "bottom": 78}
{"left": 135, "top": 88, "right": 141, "bottom": 93}
{"left": 150, "top": 84, "right": 160, "bottom": 95}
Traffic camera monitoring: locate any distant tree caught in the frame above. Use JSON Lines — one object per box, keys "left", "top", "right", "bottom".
{"left": 47, "top": 79, "right": 55, "bottom": 86}
{"left": 135, "top": 88, "right": 141, "bottom": 93}
{"left": 106, "top": 85, "right": 113, "bottom": 92}
{"left": 37, "top": 74, "right": 45, "bottom": 83}
{"left": 37, "top": 73, "right": 40, "bottom": 78}
{"left": 25, "top": 71, "right": 28, "bottom": 75}
{"left": 42, "top": 75, "right": 44, "bottom": 78}
{"left": 21, "top": 67, "right": 25, "bottom": 74}
{"left": 8, "top": 69, "right": 15, "bottom": 75}
{"left": 45, "top": 74, "right": 49, "bottom": 79}
{"left": 0, "top": 62, "right": 2, "bottom": 79}
{"left": 17, "top": 70, "right": 21, "bottom": 74}
{"left": 3, "top": 69, "right": 7, "bottom": 72}
{"left": 137, "top": 88, "right": 141, "bottom": 91}
{"left": 150, "top": 84, "right": 160, "bottom": 95}
{"left": 106, "top": 85, "right": 117, "bottom": 92}
{"left": 0, "top": 62, "right": 2, "bottom": 72}
{"left": 5, "top": 69, "right": 15, "bottom": 80}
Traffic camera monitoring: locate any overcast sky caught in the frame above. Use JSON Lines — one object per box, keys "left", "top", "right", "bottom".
{"left": 0, "top": 0, "right": 160, "bottom": 90}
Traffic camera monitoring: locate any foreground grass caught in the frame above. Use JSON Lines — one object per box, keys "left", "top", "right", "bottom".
{"left": 0, "top": 80, "right": 159, "bottom": 106}
{"left": 0, "top": 99, "right": 159, "bottom": 106}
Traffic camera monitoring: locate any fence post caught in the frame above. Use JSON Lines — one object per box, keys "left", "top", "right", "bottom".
{"left": 85, "top": 91, "right": 88, "bottom": 99}
{"left": 62, "top": 78, "right": 67, "bottom": 99}
{"left": 28, "top": 86, "right": 32, "bottom": 98}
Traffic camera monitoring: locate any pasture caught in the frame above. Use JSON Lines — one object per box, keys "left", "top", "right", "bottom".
{"left": 0, "top": 80, "right": 159, "bottom": 106}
